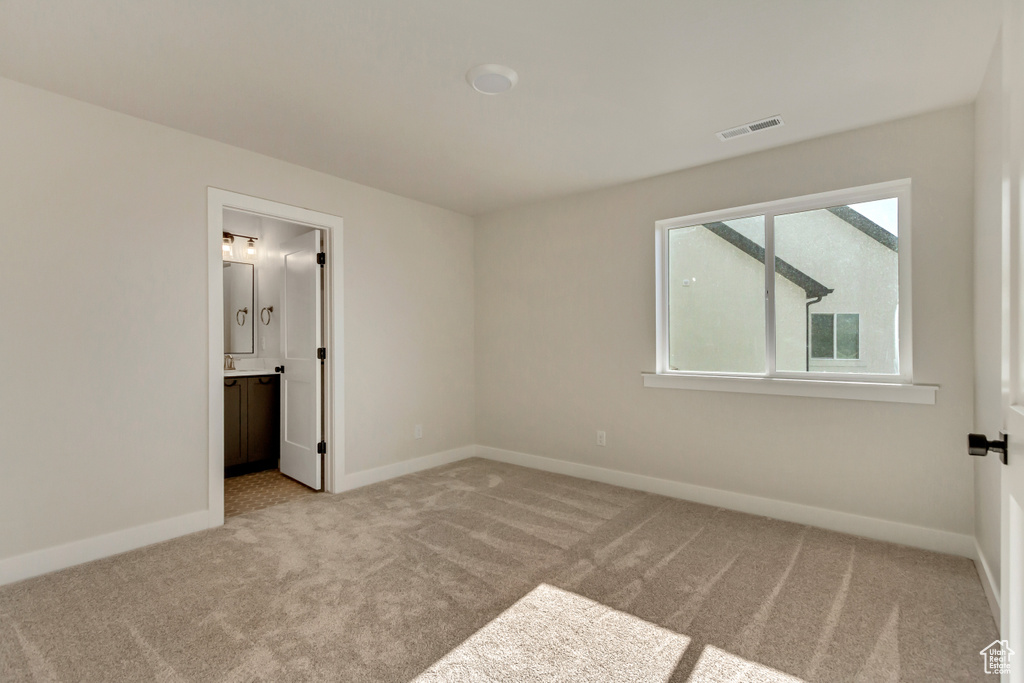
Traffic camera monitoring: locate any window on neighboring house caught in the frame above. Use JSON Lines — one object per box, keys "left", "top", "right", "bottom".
{"left": 655, "top": 179, "right": 911, "bottom": 383}
{"left": 811, "top": 313, "right": 859, "bottom": 360}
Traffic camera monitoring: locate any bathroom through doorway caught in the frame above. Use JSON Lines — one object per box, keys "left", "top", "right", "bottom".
{"left": 207, "top": 188, "right": 343, "bottom": 526}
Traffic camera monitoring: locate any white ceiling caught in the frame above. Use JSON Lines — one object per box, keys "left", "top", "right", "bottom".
{"left": 0, "top": 0, "right": 1001, "bottom": 216}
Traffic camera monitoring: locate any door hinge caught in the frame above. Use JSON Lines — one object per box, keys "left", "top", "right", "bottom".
{"left": 317, "top": 347, "right": 327, "bottom": 361}
{"left": 317, "top": 441, "right": 327, "bottom": 454}
{"left": 317, "top": 252, "right": 326, "bottom": 266}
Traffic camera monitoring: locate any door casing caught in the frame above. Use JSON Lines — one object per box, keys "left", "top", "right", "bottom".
{"left": 207, "top": 187, "right": 343, "bottom": 527}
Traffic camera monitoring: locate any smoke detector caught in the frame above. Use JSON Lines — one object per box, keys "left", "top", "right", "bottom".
{"left": 716, "top": 115, "right": 785, "bottom": 141}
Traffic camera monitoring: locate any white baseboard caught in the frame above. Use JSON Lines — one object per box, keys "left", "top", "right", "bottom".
{"left": 338, "top": 444, "right": 478, "bottom": 491}
{"left": 1, "top": 443, "right": 978, "bottom": 588}
{"left": 974, "top": 539, "right": 1002, "bottom": 627}
{"left": 0, "top": 510, "right": 210, "bottom": 587}
{"left": 0, "top": 446, "right": 477, "bottom": 587}
{"left": 477, "top": 446, "right": 976, "bottom": 558}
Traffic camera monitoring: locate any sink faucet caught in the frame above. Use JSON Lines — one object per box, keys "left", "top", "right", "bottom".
{"left": 224, "top": 354, "right": 235, "bottom": 371}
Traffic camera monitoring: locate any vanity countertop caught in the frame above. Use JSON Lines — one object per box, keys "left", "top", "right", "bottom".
{"left": 224, "top": 369, "right": 279, "bottom": 378}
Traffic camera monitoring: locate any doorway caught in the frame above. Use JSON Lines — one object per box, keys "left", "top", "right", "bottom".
{"left": 207, "top": 188, "right": 343, "bottom": 527}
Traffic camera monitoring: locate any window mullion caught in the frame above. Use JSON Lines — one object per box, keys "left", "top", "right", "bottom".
{"left": 833, "top": 313, "right": 839, "bottom": 360}
{"left": 765, "top": 212, "right": 776, "bottom": 377}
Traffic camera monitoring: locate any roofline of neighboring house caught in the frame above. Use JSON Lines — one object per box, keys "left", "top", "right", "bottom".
{"left": 827, "top": 206, "right": 898, "bottom": 251}
{"left": 702, "top": 222, "right": 834, "bottom": 299}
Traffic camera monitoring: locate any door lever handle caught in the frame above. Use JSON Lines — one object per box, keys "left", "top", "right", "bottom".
{"left": 968, "top": 432, "right": 1008, "bottom": 464}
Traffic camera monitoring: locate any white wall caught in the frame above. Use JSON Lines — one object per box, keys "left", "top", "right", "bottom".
{"left": 251, "top": 215, "right": 313, "bottom": 362}
{"left": 0, "top": 76, "right": 475, "bottom": 562}
{"left": 476, "top": 106, "right": 976, "bottom": 537}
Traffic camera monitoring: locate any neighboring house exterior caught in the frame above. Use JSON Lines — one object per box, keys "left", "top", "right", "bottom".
{"left": 668, "top": 205, "right": 898, "bottom": 375}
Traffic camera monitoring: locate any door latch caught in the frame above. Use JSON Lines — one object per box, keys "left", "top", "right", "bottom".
{"left": 968, "top": 432, "right": 1008, "bottom": 465}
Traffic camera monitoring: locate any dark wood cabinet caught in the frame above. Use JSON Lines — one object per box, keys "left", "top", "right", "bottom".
{"left": 224, "top": 379, "right": 246, "bottom": 467}
{"left": 224, "top": 374, "right": 280, "bottom": 476}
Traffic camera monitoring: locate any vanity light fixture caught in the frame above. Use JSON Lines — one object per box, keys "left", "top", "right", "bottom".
{"left": 222, "top": 231, "right": 258, "bottom": 260}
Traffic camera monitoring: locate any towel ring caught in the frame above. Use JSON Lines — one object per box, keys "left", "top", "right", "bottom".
{"left": 260, "top": 306, "right": 274, "bottom": 325}
{"left": 236, "top": 307, "right": 248, "bottom": 326}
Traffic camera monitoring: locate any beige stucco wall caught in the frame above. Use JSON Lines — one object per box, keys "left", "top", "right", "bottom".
{"left": 667, "top": 209, "right": 897, "bottom": 376}
{"left": 780, "top": 209, "right": 898, "bottom": 375}
{"left": 667, "top": 225, "right": 805, "bottom": 373}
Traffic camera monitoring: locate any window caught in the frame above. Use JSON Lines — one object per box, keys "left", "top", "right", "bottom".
{"left": 651, "top": 180, "right": 922, "bottom": 399}
{"left": 811, "top": 313, "right": 859, "bottom": 360}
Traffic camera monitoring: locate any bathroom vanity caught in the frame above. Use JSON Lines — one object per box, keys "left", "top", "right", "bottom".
{"left": 224, "top": 370, "right": 280, "bottom": 476}
{"left": 223, "top": 258, "right": 281, "bottom": 476}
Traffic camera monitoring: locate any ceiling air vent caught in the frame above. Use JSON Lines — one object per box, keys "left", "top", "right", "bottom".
{"left": 715, "top": 115, "right": 784, "bottom": 141}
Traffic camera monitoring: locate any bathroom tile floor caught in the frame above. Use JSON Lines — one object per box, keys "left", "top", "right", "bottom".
{"left": 224, "top": 469, "right": 318, "bottom": 518}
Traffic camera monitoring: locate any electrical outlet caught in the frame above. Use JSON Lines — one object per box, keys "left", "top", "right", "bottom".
{"left": 596, "top": 430, "right": 606, "bottom": 447}
{"left": 415, "top": 424, "right": 423, "bottom": 439}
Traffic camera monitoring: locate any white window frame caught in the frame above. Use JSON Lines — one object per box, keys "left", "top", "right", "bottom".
{"left": 646, "top": 179, "right": 936, "bottom": 404}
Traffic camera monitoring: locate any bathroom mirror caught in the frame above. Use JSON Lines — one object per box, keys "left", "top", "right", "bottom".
{"left": 223, "top": 262, "right": 255, "bottom": 355}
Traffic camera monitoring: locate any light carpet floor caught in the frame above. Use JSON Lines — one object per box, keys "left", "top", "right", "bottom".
{"left": 0, "top": 458, "right": 997, "bottom": 682}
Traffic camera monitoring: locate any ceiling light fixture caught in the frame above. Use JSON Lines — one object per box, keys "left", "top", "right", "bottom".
{"left": 466, "top": 64, "right": 518, "bottom": 95}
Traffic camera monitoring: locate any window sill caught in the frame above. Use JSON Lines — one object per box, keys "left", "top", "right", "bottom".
{"left": 642, "top": 373, "right": 937, "bottom": 404}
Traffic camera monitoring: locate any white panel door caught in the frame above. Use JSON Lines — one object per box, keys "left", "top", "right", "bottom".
{"left": 1001, "top": 2, "right": 1024, "bottom": 679}
{"left": 279, "top": 230, "right": 322, "bottom": 490}
{"left": 1004, "top": 409, "right": 1024, "bottom": 681}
